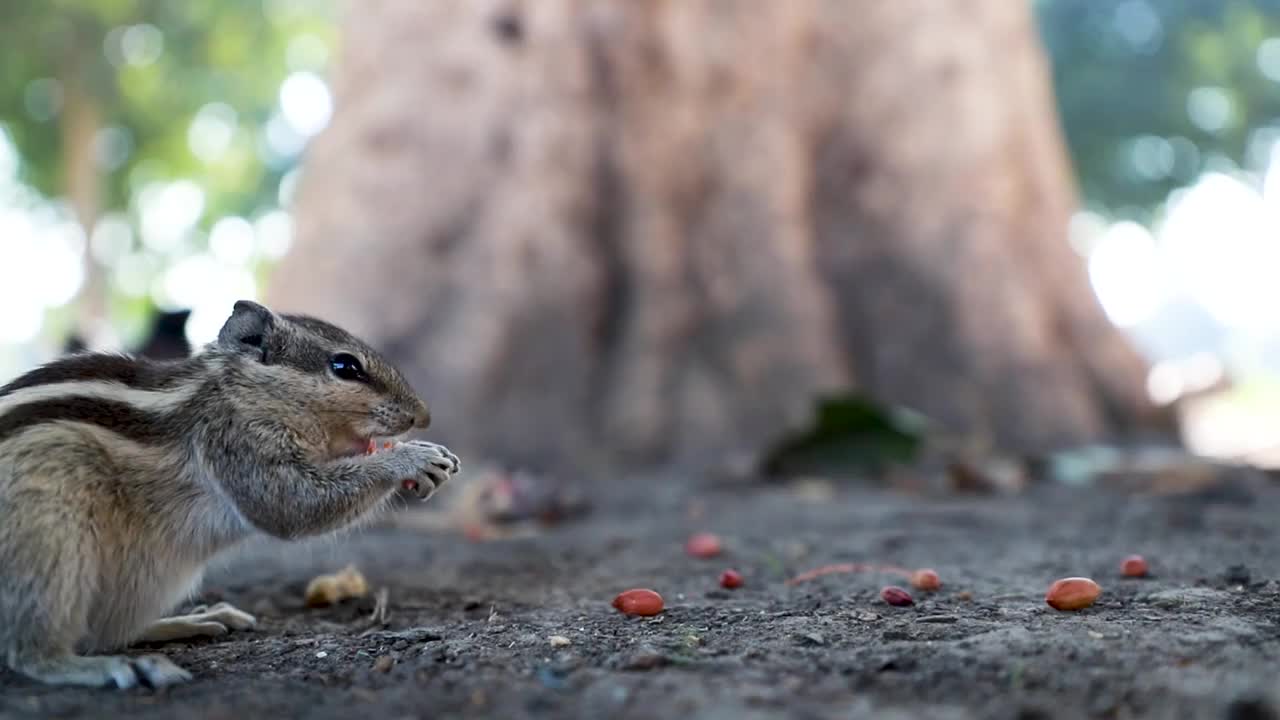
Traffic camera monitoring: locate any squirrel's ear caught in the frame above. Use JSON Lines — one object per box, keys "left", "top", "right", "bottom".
{"left": 217, "top": 300, "right": 276, "bottom": 361}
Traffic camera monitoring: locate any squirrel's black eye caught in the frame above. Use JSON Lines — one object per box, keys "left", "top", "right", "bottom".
{"left": 330, "top": 353, "right": 367, "bottom": 382}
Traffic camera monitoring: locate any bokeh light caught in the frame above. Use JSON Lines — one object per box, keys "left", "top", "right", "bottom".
{"left": 120, "top": 24, "right": 164, "bottom": 67}
{"left": 279, "top": 71, "right": 332, "bottom": 138}
{"left": 1088, "top": 221, "right": 1164, "bottom": 328}
{"left": 1186, "top": 87, "right": 1234, "bottom": 134}
{"left": 138, "top": 180, "right": 206, "bottom": 254}
{"left": 188, "top": 103, "right": 239, "bottom": 164}
{"left": 0, "top": 209, "right": 85, "bottom": 343}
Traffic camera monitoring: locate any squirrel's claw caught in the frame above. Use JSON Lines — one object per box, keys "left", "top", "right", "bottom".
{"left": 393, "top": 440, "right": 459, "bottom": 500}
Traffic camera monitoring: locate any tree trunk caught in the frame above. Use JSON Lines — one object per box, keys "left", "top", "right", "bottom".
{"left": 60, "top": 59, "right": 106, "bottom": 348}
{"left": 269, "top": 0, "right": 1173, "bottom": 473}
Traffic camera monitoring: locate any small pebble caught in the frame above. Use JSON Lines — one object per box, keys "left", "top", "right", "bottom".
{"left": 316, "top": 651, "right": 328, "bottom": 659}
{"left": 618, "top": 648, "right": 668, "bottom": 670}
{"left": 795, "top": 632, "right": 825, "bottom": 646}
{"left": 548, "top": 635, "right": 571, "bottom": 647}
{"left": 1224, "top": 564, "right": 1251, "bottom": 586}
{"left": 372, "top": 655, "right": 394, "bottom": 673}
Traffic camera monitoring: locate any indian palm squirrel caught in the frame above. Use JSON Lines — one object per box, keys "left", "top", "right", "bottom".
{"left": 0, "top": 300, "right": 460, "bottom": 689}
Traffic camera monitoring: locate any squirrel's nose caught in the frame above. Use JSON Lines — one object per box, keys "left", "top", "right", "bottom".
{"left": 412, "top": 402, "right": 431, "bottom": 429}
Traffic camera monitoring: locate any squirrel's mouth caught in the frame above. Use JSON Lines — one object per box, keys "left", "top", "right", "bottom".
{"left": 333, "top": 435, "right": 403, "bottom": 460}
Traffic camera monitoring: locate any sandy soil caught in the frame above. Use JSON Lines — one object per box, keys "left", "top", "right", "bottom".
{"left": 1, "top": 473, "right": 1278, "bottom": 720}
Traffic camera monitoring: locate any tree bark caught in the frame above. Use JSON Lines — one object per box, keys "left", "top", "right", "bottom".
{"left": 269, "top": 0, "right": 1173, "bottom": 473}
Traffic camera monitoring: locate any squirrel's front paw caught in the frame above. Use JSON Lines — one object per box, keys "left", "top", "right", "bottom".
{"left": 392, "top": 440, "right": 461, "bottom": 500}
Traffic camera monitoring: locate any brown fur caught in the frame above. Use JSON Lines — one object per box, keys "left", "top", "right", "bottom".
{"left": 0, "top": 301, "right": 459, "bottom": 688}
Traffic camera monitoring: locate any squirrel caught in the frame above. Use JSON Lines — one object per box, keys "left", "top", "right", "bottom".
{"left": 0, "top": 300, "right": 460, "bottom": 689}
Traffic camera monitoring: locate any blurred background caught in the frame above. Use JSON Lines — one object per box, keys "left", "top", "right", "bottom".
{"left": 3, "top": 0, "right": 1280, "bottom": 472}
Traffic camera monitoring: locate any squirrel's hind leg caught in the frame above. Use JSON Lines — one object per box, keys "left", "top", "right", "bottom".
{"left": 137, "top": 602, "right": 257, "bottom": 643}
{"left": 0, "top": 491, "right": 192, "bottom": 688}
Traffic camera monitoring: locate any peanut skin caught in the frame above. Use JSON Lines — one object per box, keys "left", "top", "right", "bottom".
{"left": 612, "top": 589, "right": 664, "bottom": 616}
{"left": 910, "top": 569, "right": 941, "bottom": 591}
{"left": 881, "top": 586, "right": 914, "bottom": 606}
{"left": 1046, "top": 577, "right": 1101, "bottom": 611}
{"left": 1120, "top": 555, "right": 1148, "bottom": 578}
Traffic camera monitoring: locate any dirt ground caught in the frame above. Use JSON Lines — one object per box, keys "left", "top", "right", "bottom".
{"left": 2, "top": 470, "right": 1279, "bottom": 720}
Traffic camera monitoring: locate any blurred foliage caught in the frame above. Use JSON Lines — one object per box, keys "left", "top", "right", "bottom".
{"left": 0, "top": 0, "right": 332, "bottom": 210}
{"left": 760, "top": 394, "right": 926, "bottom": 478}
{"left": 0, "top": 0, "right": 333, "bottom": 344}
{"left": 3, "top": 0, "right": 1279, "bottom": 350}
{"left": 1036, "top": 0, "right": 1280, "bottom": 221}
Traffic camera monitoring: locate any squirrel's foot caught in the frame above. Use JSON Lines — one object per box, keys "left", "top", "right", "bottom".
{"left": 396, "top": 440, "right": 461, "bottom": 500}
{"left": 187, "top": 601, "right": 257, "bottom": 631}
{"left": 15, "top": 653, "right": 191, "bottom": 689}
{"left": 137, "top": 602, "right": 257, "bottom": 644}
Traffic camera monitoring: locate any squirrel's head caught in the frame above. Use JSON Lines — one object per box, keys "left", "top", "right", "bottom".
{"left": 212, "top": 300, "right": 430, "bottom": 459}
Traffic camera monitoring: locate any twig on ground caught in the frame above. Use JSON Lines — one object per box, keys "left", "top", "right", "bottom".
{"left": 356, "top": 587, "right": 391, "bottom": 634}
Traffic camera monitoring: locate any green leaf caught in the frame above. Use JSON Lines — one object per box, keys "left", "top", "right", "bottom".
{"left": 760, "top": 393, "right": 925, "bottom": 478}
